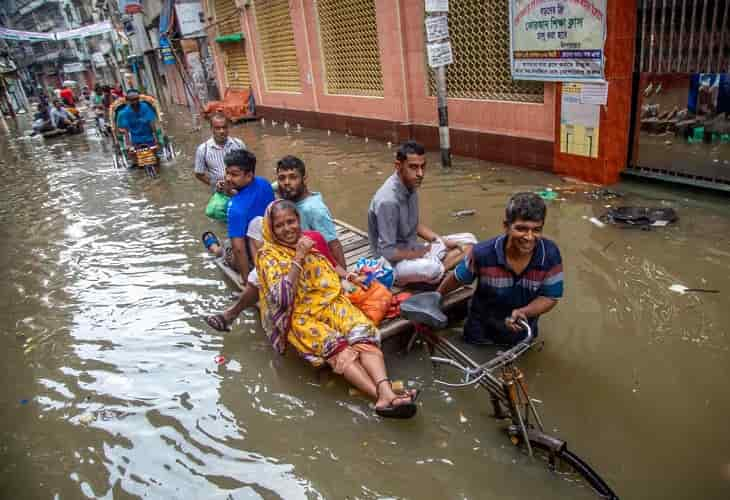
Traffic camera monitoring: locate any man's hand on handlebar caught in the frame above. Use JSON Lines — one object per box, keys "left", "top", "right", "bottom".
{"left": 505, "top": 309, "right": 528, "bottom": 333}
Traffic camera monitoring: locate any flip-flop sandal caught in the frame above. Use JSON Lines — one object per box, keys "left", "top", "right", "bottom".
{"left": 375, "top": 394, "right": 418, "bottom": 419}
{"left": 374, "top": 379, "right": 418, "bottom": 419}
{"left": 201, "top": 231, "right": 220, "bottom": 250}
{"left": 206, "top": 314, "right": 231, "bottom": 332}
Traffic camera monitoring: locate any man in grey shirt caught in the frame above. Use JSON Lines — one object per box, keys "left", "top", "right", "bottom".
{"left": 194, "top": 113, "right": 247, "bottom": 193}
{"left": 367, "top": 141, "right": 476, "bottom": 286}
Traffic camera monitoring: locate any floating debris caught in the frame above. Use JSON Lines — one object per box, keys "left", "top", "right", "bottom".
{"left": 604, "top": 207, "right": 678, "bottom": 227}
{"left": 536, "top": 189, "right": 558, "bottom": 200}
{"left": 214, "top": 355, "right": 226, "bottom": 365}
{"left": 668, "top": 284, "right": 720, "bottom": 295}
{"left": 589, "top": 217, "right": 606, "bottom": 228}
{"left": 451, "top": 209, "right": 476, "bottom": 217}
{"left": 586, "top": 188, "right": 623, "bottom": 200}
{"left": 78, "top": 413, "right": 96, "bottom": 425}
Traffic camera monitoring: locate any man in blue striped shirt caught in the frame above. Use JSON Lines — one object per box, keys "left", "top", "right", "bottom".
{"left": 438, "top": 193, "right": 563, "bottom": 346}
{"left": 194, "top": 113, "right": 247, "bottom": 193}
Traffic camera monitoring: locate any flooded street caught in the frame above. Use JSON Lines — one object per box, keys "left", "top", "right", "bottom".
{"left": 1, "top": 110, "right": 729, "bottom": 499}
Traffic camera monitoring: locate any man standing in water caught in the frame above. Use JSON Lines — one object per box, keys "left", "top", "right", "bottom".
{"left": 194, "top": 113, "right": 247, "bottom": 193}
{"left": 438, "top": 192, "right": 563, "bottom": 346}
{"left": 368, "top": 141, "right": 476, "bottom": 286}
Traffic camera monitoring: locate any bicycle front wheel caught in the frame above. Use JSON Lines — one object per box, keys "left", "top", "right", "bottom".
{"left": 515, "top": 429, "right": 619, "bottom": 499}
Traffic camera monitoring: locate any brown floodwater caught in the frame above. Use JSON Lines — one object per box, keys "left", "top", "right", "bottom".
{"left": 1, "top": 108, "right": 729, "bottom": 499}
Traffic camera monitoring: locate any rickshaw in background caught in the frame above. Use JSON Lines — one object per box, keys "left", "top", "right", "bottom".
{"left": 109, "top": 94, "right": 175, "bottom": 177}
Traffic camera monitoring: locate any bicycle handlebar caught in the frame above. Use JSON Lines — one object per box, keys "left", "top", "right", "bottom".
{"left": 431, "top": 319, "right": 533, "bottom": 388}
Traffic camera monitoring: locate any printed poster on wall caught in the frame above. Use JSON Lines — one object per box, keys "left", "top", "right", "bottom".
{"left": 509, "top": 0, "right": 606, "bottom": 82}
{"left": 560, "top": 83, "right": 600, "bottom": 157}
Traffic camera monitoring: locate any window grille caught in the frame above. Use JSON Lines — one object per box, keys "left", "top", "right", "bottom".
{"left": 316, "top": 0, "right": 384, "bottom": 97}
{"left": 253, "top": 0, "right": 302, "bottom": 92}
{"left": 428, "top": 0, "right": 544, "bottom": 103}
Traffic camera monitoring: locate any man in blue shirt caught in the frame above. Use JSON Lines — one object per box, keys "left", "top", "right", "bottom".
{"left": 116, "top": 88, "right": 158, "bottom": 150}
{"left": 275, "top": 155, "right": 346, "bottom": 268}
{"left": 202, "top": 149, "right": 274, "bottom": 284}
{"left": 438, "top": 192, "right": 563, "bottom": 346}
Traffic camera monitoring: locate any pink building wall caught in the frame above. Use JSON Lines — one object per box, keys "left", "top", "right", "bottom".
{"left": 203, "top": 0, "right": 556, "bottom": 167}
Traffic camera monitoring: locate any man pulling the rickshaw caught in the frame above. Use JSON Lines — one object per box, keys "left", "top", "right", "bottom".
{"left": 116, "top": 88, "right": 160, "bottom": 162}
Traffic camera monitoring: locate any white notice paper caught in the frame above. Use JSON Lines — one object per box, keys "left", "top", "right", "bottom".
{"left": 580, "top": 83, "right": 609, "bottom": 105}
{"left": 425, "top": 0, "right": 449, "bottom": 13}
{"left": 425, "top": 15, "right": 449, "bottom": 42}
{"left": 427, "top": 41, "right": 453, "bottom": 68}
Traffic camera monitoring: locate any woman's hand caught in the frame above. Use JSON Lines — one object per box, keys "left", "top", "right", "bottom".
{"left": 346, "top": 272, "right": 368, "bottom": 288}
{"left": 294, "top": 235, "right": 315, "bottom": 262}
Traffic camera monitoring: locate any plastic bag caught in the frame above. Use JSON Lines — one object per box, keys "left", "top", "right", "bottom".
{"left": 354, "top": 257, "right": 394, "bottom": 289}
{"left": 205, "top": 192, "right": 230, "bottom": 221}
{"left": 347, "top": 281, "right": 393, "bottom": 326}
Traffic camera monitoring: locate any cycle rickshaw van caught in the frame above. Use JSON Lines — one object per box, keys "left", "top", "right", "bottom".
{"left": 109, "top": 94, "right": 175, "bottom": 173}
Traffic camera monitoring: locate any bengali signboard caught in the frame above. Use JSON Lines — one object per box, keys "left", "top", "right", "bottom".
{"left": 425, "top": 15, "right": 449, "bottom": 42}
{"left": 427, "top": 41, "right": 453, "bottom": 68}
{"left": 175, "top": 2, "right": 205, "bottom": 38}
{"left": 425, "top": 0, "right": 449, "bottom": 12}
{"left": 509, "top": 0, "right": 606, "bottom": 82}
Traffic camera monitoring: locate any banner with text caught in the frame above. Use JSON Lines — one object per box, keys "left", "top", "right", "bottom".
{"left": 509, "top": 0, "right": 606, "bottom": 82}
{"left": 0, "top": 20, "right": 113, "bottom": 43}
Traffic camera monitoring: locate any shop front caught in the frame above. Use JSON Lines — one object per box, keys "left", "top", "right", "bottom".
{"left": 627, "top": 0, "right": 730, "bottom": 190}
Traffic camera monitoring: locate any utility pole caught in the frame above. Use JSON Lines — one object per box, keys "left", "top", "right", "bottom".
{"left": 424, "top": 1, "right": 453, "bottom": 167}
{"left": 435, "top": 65, "right": 450, "bottom": 167}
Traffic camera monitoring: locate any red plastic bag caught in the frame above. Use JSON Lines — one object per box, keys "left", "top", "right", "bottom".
{"left": 347, "top": 281, "right": 393, "bottom": 326}
{"left": 385, "top": 292, "right": 413, "bottom": 319}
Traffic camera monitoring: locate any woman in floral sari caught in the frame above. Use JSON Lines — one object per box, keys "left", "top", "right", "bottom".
{"left": 256, "top": 200, "right": 418, "bottom": 419}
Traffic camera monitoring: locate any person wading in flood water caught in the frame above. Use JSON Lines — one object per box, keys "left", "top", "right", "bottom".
{"left": 257, "top": 199, "right": 419, "bottom": 419}
{"left": 368, "top": 141, "right": 476, "bottom": 287}
{"left": 194, "top": 113, "right": 247, "bottom": 193}
{"left": 438, "top": 192, "right": 563, "bottom": 346}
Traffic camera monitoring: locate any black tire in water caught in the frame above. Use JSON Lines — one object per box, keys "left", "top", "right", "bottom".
{"left": 526, "top": 437, "right": 619, "bottom": 499}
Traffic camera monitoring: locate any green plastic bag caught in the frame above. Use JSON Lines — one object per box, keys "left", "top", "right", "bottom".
{"left": 205, "top": 192, "right": 230, "bottom": 221}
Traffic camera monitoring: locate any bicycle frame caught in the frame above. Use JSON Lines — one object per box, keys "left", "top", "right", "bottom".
{"left": 410, "top": 320, "right": 618, "bottom": 497}
{"left": 419, "top": 321, "right": 554, "bottom": 458}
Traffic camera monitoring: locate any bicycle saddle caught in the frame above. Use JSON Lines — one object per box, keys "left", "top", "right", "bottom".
{"left": 400, "top": 292, "right": 448, "bottom": 329}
